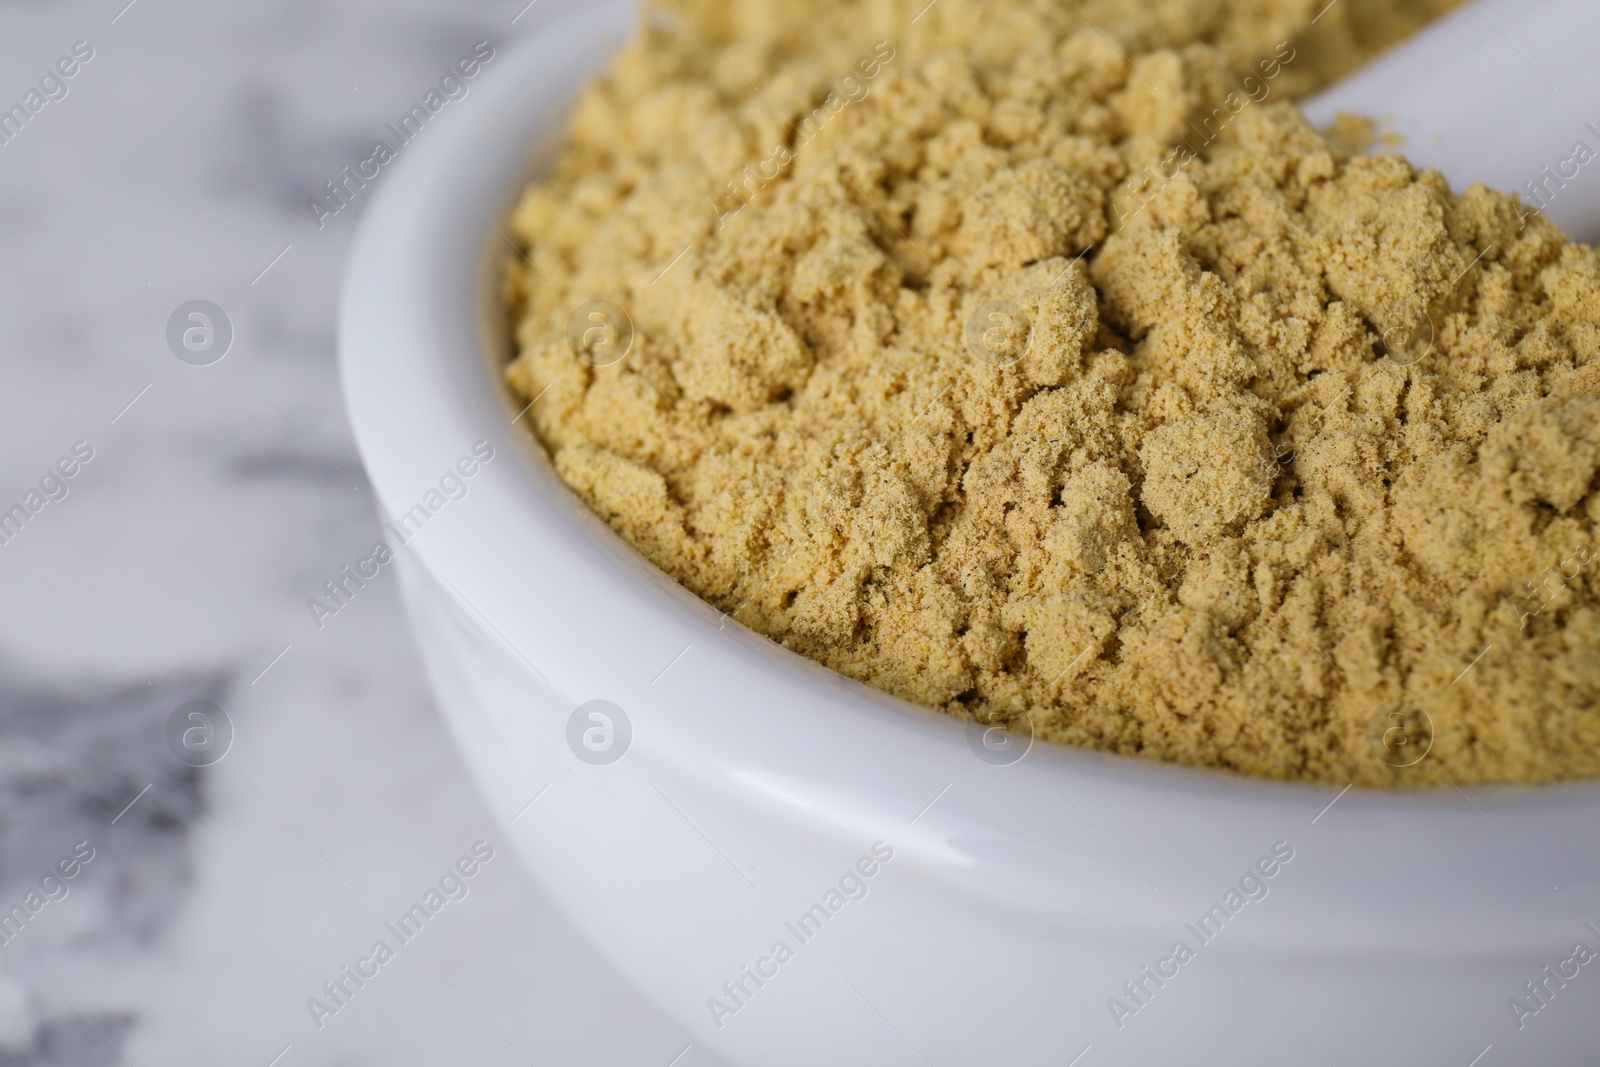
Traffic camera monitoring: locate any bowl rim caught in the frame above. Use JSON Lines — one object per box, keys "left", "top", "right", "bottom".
{"left": 337, "top": 0, "right": 1600, "bottom": 946}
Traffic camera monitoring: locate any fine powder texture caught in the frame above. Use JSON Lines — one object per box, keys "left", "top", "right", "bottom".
{"left": 503, "top": 0, "right": 1600, "bottom": 785}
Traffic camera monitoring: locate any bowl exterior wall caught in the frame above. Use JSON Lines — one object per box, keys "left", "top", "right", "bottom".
{"left": 399, "top": 554, "right": 1598, "bottom": 1067}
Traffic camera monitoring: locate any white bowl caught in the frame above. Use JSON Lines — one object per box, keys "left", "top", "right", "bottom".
{"left": 339, "top": 7, "right": 1600, "bottom": 1064}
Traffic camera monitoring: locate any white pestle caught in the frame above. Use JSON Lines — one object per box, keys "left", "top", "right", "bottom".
{"left": 1302, "top": 0, "right": 1600, "bottom": 244}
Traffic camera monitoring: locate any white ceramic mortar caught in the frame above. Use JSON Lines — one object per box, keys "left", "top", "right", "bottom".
{"left": 340, "top": 5, "right": 1600, "bottom": 1063}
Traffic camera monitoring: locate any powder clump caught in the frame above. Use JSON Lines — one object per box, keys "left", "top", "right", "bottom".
{"left": 1140, "top": 411, "right": 1277, "bottom": 541}
{"left": 503, "top": 0, "right": 1600, "bottom": 785}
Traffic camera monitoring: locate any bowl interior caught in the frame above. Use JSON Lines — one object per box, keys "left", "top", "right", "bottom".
{"left": 339, "top": 0, "right": 1600, "bottom": 949}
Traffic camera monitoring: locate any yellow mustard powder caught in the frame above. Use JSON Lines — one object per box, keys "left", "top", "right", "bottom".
{"left": 502, "top": 0, "right": 1600, "bottom": 786}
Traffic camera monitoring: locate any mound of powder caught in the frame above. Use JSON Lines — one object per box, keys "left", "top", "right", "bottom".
{"left": 503, "top": 0, "right": 1600, "bottom": 785}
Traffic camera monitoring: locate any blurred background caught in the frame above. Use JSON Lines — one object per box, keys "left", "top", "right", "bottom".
{"left": 0, "top": 1, "right": 723, "bottom": 1063}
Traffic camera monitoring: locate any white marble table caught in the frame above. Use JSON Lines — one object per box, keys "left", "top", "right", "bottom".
{"left": 0, "top": 1, "right": 719, "bottom": 1063}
